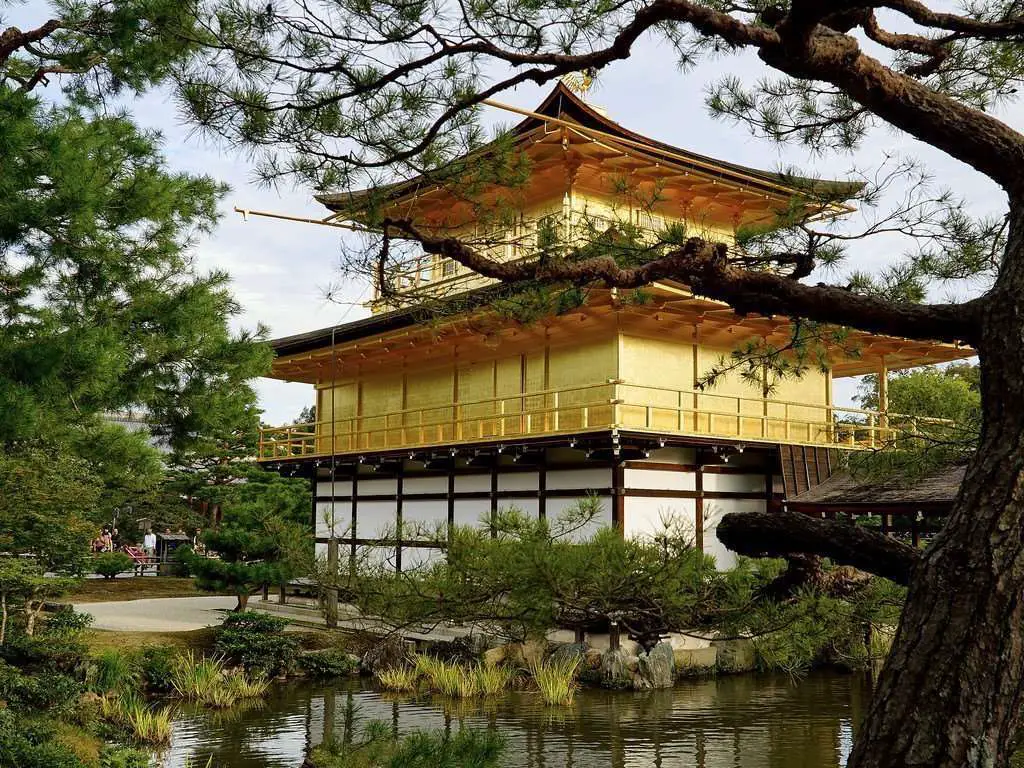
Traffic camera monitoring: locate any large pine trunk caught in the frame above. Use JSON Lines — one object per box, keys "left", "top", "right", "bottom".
{"left": 848, "top": 207, "right": 1024, "bottom": 768}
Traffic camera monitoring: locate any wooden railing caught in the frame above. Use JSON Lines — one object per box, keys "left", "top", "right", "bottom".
{"left": 257, "top": 381, "right": 954, "bottom": 460}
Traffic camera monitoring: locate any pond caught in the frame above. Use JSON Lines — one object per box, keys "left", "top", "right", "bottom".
{"left": 163, "top": 672, "right": 873, "bottom": 768}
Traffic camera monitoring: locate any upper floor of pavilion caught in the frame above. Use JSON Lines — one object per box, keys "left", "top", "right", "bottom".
{"left": 316, "top": 82, "right": 860, "bottom": 312}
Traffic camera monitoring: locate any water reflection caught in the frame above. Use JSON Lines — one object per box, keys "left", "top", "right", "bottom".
{"left": 165, "top": 673, "right": 871, "bottom": 768}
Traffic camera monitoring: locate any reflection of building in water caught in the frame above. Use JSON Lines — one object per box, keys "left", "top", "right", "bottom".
{"left": 256, "top": 82, "right": 973, "bottom": 572}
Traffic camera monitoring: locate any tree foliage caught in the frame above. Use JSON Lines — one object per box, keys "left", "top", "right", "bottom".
{"left": 850, "top": 363, "right": 981, "bottom": 478}
{"left": 326, "top": 499, "right": 902, "bottom": 671}
{"left": 191, "top": 468, "right": 312, "bottom": 610}
{"left": 168, "top": 2, "right": 1024, "bottom": 763}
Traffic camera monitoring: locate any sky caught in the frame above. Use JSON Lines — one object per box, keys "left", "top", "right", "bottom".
{"left": 13, "top": 4, "right": 1010, "bottom": 425}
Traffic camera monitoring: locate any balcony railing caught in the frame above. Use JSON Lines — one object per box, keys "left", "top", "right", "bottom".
{"left": 257, "top": 381, "right": 954, "bottom": 460}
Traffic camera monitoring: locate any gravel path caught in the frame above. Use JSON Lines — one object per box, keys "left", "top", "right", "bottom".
{"left": 72, "top": 596, "right": 238, "bottom": 632}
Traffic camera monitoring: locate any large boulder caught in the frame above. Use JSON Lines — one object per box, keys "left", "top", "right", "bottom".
{"left": 360, "top": 637, "right": 411, "bottom": 675}
{"left": 550, "top": 642, "right": 587, "bottom": 666}
{"left": 712, "top": 638, "right": 756, "bottom": 673}
{"left": 635, "top": 642, "right": 675, "bottom": 689}
{"left": 601, "top": 648, "right": 638, "bottom": 689}
{"left": 674, "top": 647, "right": 718, "bottom": 676}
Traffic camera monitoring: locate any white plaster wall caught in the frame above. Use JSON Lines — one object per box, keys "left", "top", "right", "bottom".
{"left": 316, "top": 480, "right": 352, "bottom": 497}
{"left": 358, "top": 500, "right": 397, "bottom": 538}
{"left": 454, "top": 474, "right": 490, "bottom": 493}
{"left": 702, "top": 472, "right": 765, "bottom": 493}
{"left": 500, "top": 497, "right": 540, "bottom": 517}
{"left": 402, "top": 546, "right": 445, "bottom": 572}
{"left": 623, "top": 497, "right": 697, "bottom": 542}
{"left": 703, "top": 498, "right": 766, "bottom": 569}
{"left": 547, "top": 467, "right": 611, "bottom": 490}
{"left": 403, "top": 476, "right": 448, "bottom": 494}
{"left": 315, "top": 501, "right": 352, "bottom": 538}
{"left": 497, "top": 471, "right": 539, "bottom": 492}
{"left": 624, "top": 468, "right": 696, "bottom": 491}
{"left": 453, "top": 499, "right": 489, "bottom": 529}
{"left": 547, "top": 495, "right": 613, "bottom": 541}
{"left": 401, "top": 499, "right": 448, "bottom": 539}
{"left": 359, "top": 477, "right": 398, "bottom": 496}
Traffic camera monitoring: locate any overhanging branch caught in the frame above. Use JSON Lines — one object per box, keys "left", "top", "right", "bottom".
{"left": 385, "top": 219, "right": 981, "bottom": 345}
{"left": 717, "top": 511, "right": 920, "bottom": 585}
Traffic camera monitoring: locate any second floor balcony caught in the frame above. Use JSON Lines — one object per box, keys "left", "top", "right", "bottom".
{"left": 257, "top": 380, "right": 952, "bottom": 461}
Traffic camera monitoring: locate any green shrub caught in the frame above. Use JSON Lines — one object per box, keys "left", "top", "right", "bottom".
{"left": 170, "top": 545, "right": 194, "bottom": 577}
{"left": 139, "top": 646, "right": 176, "bottom": 692}
{"left": 0, "top": 710, "right": 87, "bottom": 768}
{"left": 298, "top": 648, "right": 358, "bottom": 678}
{"left": 0, "top": 633, "right": 89, "bottom": 673}
{"left": 93, "top": 553, "right": 134, "bottom": 580}
{"left": 215, "top": 611, "right": 298, "bottom": 676}
{"left": 44, "top": 607, "right": 93, "bottom": 637}
{"left": 0, "top": 661, "right": 83, "bottom": 714}
{"left": 99, "top": 746, "right": 150, "bottom": 768}
{"left": 86, "top": 650, "right": 138, "bottom": 695}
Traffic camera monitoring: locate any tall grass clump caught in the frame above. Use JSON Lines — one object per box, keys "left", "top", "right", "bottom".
{"left": 225, "top": 671, "right": 270, "bottom": 699}
{"left": 376, "top": 666, "right": 419, "bottom": 692}
{"left": 474, "top": 663, "right": 517, "bottom": 696}
{"left": 101, "top": 692, "right": 173, "bottom": 745}
{"left": 416, "top": 655, "right": 464, "bottom": 697}
{"left": 170, "top": 651, "right": 226, "bottom": 701}
{"left": 87, "top": 649, "right": 138, "bottom": 695}
{"left": 528, "top": 656, "right": 580, "bottom": 706}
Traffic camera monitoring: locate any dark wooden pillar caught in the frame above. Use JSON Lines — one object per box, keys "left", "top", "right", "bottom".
{"left": 395, "top": 462, "right": 404, "bottom": 573}
{"left": 695, "top": 458, "right": 705, "bottom": 553}
{"left": 612, "top": 454, "right": 625, "bottom": 533}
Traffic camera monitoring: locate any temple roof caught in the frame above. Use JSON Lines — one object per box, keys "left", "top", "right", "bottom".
{"left": 316, "top": 82, "right": 862, "bottom": 214}
{"left": 787, "top": 465, "right": 965, "bottom": 511}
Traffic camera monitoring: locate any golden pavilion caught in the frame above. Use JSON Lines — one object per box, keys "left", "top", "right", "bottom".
{"left": 256, "top": 83, "right": 973, "bottom": 570}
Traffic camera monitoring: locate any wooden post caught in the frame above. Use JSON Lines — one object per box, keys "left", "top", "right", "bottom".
{"left": 326, "top": 538, "right": 339, "bottom": 628}
{"left": 609, "top": 620, "right": 620, "bottom": 651}
{"left": 878, "top": 359, "right": 889, "bottom": 435}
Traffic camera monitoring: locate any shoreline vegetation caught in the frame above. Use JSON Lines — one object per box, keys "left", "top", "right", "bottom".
{"left": 1, "top": 568, "right": 896, "bottom": 768}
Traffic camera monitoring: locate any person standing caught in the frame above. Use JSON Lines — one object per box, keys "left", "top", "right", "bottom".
{"left": 143, "top": 529, "right": 156, "bottom": 557}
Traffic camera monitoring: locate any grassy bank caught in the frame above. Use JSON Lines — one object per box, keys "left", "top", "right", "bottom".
{"left": 66, "top": 577, "right": 210, "bottom": 603}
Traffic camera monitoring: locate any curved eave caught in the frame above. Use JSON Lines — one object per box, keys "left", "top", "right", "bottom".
{"left": 316, "top": 83, "right": 862, "bottom": 215}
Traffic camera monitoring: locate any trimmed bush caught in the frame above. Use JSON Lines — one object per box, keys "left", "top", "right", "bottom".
{"left": 299, "top": 648, "right": 359, "bottom": 678}
{"left": 44, "top": 607, "right": 93, "bottom": 636}
{"left": 215, "top": 611, "right": 298, "bottom": 676}
{"left": 139, "top": 646, "right": 175, "bottom": 692}
{"left": 170, "top": 545, "right": 194, "bottom": 578}
{"left": 93, "top": 553, "right": 134, "bottom": 580}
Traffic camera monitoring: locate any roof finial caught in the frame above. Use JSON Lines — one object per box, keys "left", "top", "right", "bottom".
{"left": 560, "top": 68, "right": 597, "bottom": 96}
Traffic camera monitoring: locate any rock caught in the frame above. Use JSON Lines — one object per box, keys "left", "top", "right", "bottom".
{"left": 712, "top": 638, "right": 756, "bottom": 673}
{"left": 360, "top": 637, "right": 411, "bottom": 675}
{"left": 483, "top": 645, "right": 509, "bottom": 668}
{"left": 582, "top": 648, "right": 603, "bottom": 671}
{"left": 601, "top": 648, "right": 638, "bottom": 689}
{"left": 550, "top": 642, "right": 587, "bottom": 666}
{"left": 674, "top": 647, "right": 718, "bottom": 676}
{"left": 521, "top": 638, "right": 548, "bottom": 668}
{"left": 636, "top": 642, "right": 675, "bottom": 689}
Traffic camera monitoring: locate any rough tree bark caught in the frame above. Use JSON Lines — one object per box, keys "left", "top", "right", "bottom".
{"left": 839, "top": 203, "right": 1024, "bottom": 768}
